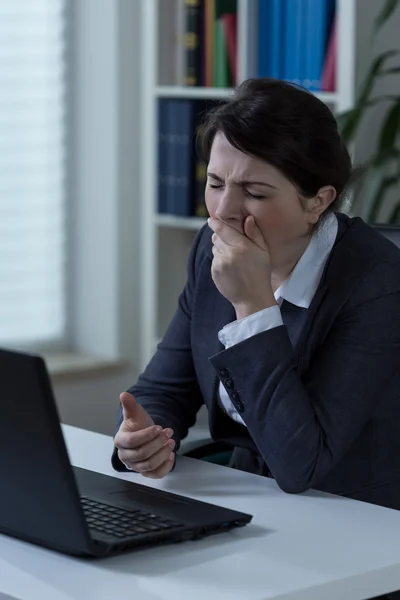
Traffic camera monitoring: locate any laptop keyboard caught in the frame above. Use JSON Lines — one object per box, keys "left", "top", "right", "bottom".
{"left": 80, "top": 495, "right": 183, "bottom": 539}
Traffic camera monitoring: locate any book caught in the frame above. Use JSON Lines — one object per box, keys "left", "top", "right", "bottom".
{"left": 214, "top": 17, "right": 229, "bottom": 87}
{"left": 321, "top": 16, "right": 336, "bottom": 91}
{"left": 192, "top": 100, "right": 216, "bottom": 217}
{"left": 257, "top": 0, "right": 285, "bottom": 79}
{"left": 157, "top": 100, "right": 168, "bottom": 214}
{"left": 257, "top": 0, "right": 269, "bottom": 77}
{"left": 220, "top": 12, "right": 238, "bottom": 85}
{"left": 304, "top": 0, "right": 334, "bottom": 91}
{"left": 165, "top": 100, "right": 177, "bottom": 214}
{"left": 175, "top": 0, "right": 186, "bottom": 85}
{"left": 204, "top": 0, "right": 215, "bottom": 86}
{"left": 193, "top": 121, "right": 209, "bottom": 217}
{"left": 169, "top": 100, "right": 195, "bottom": 216}
{"left": 282, "top": 0, "right": 304, "bottom": 86}
{"left": 184, "top": 0, "right": 204, "bottom": 86}
{"left": 158, "top": 100, "right": 218, "bottom": 217}
{"left": 214, "top": 0, "right": 237, "bottom": 87}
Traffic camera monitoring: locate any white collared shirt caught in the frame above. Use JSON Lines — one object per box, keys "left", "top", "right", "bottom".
{"left": 217, "top": 213, "right": 338, "bottom": 425}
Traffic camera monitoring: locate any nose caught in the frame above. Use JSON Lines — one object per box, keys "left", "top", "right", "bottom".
{"left": 214, "top": 185, "right": 242, "bottom": 224}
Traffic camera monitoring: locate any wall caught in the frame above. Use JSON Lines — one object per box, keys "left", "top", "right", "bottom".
{"left": 53, "top": 368, "right": 137, "bottom": 436}
{"left": 53, "top": 0, "right": 143, "bottom": 437}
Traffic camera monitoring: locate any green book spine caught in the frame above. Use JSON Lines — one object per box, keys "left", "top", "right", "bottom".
{"left": 213, "top": 18, "right": 229, "bottom": 88}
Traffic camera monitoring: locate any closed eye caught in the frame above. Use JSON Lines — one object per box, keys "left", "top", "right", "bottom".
{"left": 209, "top": 183, "right": 266, "bottom": 199}
{"left": 246, "top": 191, "right": 266, "bottom": 199}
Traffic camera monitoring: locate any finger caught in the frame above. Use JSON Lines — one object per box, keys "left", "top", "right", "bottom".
{"left": 212, "top": 232, "right": 225, "bottom": 248}
{"left": 115, "top": 424, "right": 165, "bottom": 449}
{"left": 120, "top": 392, "right": 138, "bottom": 422}
{"left": 212, "top": 244, "right": 223, "bottom": 256}
{"left": 244, "top": 215, "right": 268, "bottom": 250}
{"left": 208, "top": 217, "right": 244, "bottom": 245}
{"left": 128, "top": 439, "right": 176, "bottom": 473}
{"left": 142, "top": 453, "right": 175, "bottom": 479}
{"left": 212, "top": 233, "right": 229, "bottom": 254}
{"left": 117, "top": 428, "right": 173, "bottom": 462}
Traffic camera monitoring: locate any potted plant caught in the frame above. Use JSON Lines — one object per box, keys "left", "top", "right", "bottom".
{"left": 337, "top": 0, "right": 400, "bottom": 223}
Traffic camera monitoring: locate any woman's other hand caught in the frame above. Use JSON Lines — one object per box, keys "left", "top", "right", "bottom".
{"left": 114, "top": 392, "right": 175, "bottom": 479}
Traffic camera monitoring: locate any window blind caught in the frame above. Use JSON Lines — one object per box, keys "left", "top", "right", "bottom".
{"left": 0, "top": 0, "right": 67, "bottom": 347}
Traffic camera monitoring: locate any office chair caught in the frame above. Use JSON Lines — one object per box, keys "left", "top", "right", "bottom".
{"left": 182, "top": 222, "right": 400, "bottom": 465}
{"left": 372, "top": 223, "right": 400, "bottom": 248}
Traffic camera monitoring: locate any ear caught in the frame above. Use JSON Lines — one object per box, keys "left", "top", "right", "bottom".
{"left": 305, "top": 186, "right": 337, "bottom": 224}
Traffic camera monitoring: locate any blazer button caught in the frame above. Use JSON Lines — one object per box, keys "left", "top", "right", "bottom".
{"left": 231, "top": 391, "right": 244, "bottom": 412}
{"left": 219, "top": 368, "right": 229, "bottom": 378}
{"left": 235, "top": 399, "right": 244, "bottom": 413}
{"left": 225, "top": 377, "right": 234, "bottom": 389}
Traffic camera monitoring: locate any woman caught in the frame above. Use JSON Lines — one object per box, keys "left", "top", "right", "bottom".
{"left": 113, "top": 78, "right": 400, "bottom": 515}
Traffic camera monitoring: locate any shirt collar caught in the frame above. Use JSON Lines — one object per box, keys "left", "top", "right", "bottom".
{"left": 274, "top": 213, "right": 338, "bottom": 309}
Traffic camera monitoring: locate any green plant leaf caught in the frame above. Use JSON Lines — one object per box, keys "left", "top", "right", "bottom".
{"left": 369, "top": 175, "right": 399, "bottom": 222}
{"left": 366, "top": 95, "right": 400, "bottom": 106}
{"left": 337, "top": 109, "right": 363, "bottom": 142}
{"left": 359, "top": 163, "right": 400, "bottom": 222}
{"left": 360, "top": 166, "right": 385, "bottom": 221}
{"left": 377, "top": 103, "right": 400, "bottom": 161}
{"left": 380, "top": 67, "right": 400, "bottom": 75}
{"left": 338, "top": 51, "right": 400, "bottom": 143}
{"left": 358, "top": 50, "right": 399, "bottom": 105}
{"left": 374, "top": 0, "right": 400, "bottom": 36}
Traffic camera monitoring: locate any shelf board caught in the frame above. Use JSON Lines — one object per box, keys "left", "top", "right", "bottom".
{"left": 155, "top": 85, "right": 338, "bottom": 105}
{"left": 155, "top": 86, "right": 235, "bottom": 99}
{"left": 316, "top": 91, "right": 338, "bottom": 104}
{"left": 155, "top": 214, "right": 207, "bottom": 230}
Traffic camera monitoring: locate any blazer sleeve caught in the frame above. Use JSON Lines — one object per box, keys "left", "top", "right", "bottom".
{"left": 112, "top": 225, "right": 207, "bottom": 471}
{"left": 209, "top": 262, "right": 400, "bottom": 493}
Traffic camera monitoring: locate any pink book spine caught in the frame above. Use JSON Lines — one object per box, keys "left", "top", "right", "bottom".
{"left": 321, "top": 18, "right": 337, "bottom": 92}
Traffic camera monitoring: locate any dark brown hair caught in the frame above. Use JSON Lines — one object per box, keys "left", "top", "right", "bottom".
{"left": 203, "top": 78, "right": 353, "bottom": 219}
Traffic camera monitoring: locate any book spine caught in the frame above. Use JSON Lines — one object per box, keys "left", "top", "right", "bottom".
{"left": 175, "top": 0, "right": 186, "bottom": 85}
{"left": 214, "top": 17, "right": 229, "bottom": 87}
{"left": 165, "top": 100, "right": 176, "bottom": 214}
{"left": 270, "top": 0, "right": 285, "bottom": 79}
{"left": 321, "top": 14, "right": 337, "bottom": 91}
{"left": 193, "top": 101, "right": 208, "bottom": 217}
{"left": 171, "top": 100, "right": 194, "bottom": 216}
{"left": 192, "top": 100, "right": 219, "bottom": 217}
{"left": 282, "top": 0, "right": 303, "bottom": 86}
{"left": 304, "top": 0, "right": 330, "bottom": 91}
{"left": 184, "top": 0, "right": 203, "bottom": 86}
{"left": 257, "top": 0, "right": 269, "bottom": 77}
{"left": 204, "top": 0, "right": 215, "bottom": 86}
{"left": 157, "top": 100, "right": 167, "bottom": 214}
{"left": 220, "top": 13, "right": 238, "bottom": 85}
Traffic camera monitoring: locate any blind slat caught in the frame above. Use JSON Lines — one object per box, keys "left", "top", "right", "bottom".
{"left": 0, "top": 0, "right": 66, "bottom": 346}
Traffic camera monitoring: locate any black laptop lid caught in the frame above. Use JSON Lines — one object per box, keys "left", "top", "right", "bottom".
{"left": 0, "top": 349, "right": 92, "bottom": 555}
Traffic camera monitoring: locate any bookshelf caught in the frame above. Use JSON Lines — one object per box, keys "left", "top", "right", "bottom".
{"left": 138, "top": 0, "right": 356, "bottom": 370}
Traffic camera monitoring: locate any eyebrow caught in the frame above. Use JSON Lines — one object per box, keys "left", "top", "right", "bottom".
{"left": 207, "top": 172, "right": 278, "bottom": 190}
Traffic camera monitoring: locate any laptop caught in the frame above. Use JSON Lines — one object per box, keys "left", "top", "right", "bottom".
{"left": 0, "top": 349, "right": 252, "bottom": 558}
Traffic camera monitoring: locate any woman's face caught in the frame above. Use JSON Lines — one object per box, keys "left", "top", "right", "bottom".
{"left": 205, "top": 133, "right": 333, "bottom": 264}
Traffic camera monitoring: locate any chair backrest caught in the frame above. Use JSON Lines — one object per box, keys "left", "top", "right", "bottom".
{"left": 373, "top": 224, "right": 400, "bottom": 249}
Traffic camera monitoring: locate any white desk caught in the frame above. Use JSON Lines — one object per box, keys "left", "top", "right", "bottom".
{"left": 1, "top": 425, "right": 400, "bottom": 600}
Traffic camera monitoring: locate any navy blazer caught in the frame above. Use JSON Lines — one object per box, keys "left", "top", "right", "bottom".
{"left": 113, "top": 213, "right": 400, "bottom": 510}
